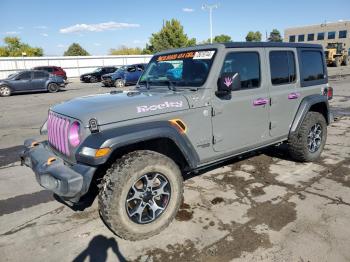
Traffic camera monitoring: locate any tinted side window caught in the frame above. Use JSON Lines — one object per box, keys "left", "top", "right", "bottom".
{"left": 137, "top": 65, "right": 144, "bottom": 71}
{"left": 317, "top": 32, "right": 325, "bottom": 40}
{"left": 222, "top": 52, "right": 260, "bottom": 90}
{"left": 289, "top": 35, "right": 295, "bottom": 42}
{"left": 300, "top": 51, "right": 325, "bottom": 82}
{"left": 34, "top": 71, "right": 48, "bottom": 79}
{"left": 339, "top": 30, "right": 347, "bottom": 39}
{"left": 46, "top": 67, "right": 54, "bottom": 72}
{"left": 328, "top": 31, "right": 336, "bottom": 39}
{"left": 269, "top": 51, "right": 296, "bottom": 85}
{"left": 307, "top": 33, "right": 314, "bottom": 41}
{"left": 18, "top": 72, "right": 31, "bottom": 80}
{"left": 298, "top": 35, "right": 305, "bottom": 42}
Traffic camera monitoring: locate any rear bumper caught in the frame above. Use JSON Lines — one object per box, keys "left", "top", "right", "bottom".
{"left": 20, "top": 139, "right": 96, "bottom": 202}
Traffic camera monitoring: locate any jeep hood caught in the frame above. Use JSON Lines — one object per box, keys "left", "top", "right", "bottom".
{"left": 51, "top": 90, "right": 190, "bottom": 126}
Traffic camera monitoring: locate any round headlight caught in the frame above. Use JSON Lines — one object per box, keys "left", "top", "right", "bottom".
{"left": 68, "top": 121, "right": 80, "bottom": 147}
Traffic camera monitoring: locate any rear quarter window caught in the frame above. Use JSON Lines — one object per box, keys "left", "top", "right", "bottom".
{"left": 299, "top": 49, "right": 327, "bottom": 87}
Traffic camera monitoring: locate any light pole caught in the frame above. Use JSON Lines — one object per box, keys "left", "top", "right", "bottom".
{"left": 202, "top": 3, "right": 219, "bottom": 44}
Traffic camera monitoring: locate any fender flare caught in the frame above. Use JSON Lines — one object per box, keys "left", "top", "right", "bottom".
{"left": 289, "top": 94, "right": 331, "bottom": 136}
{"left": 76, "top": 121, "right": 200, "bottom": 169}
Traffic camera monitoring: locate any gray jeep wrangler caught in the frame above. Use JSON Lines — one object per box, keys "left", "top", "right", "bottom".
{"left": 21, "top": 42, "right": 333, "bottom": 240}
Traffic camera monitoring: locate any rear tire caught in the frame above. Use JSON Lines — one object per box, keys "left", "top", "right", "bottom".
{"left": 47, "top": 83, "right": 59, "bottom": 93}
{"left": 115, "top": 79, "right": 124, "bottom": 88}
{"left": 287, "top": 111, "right": 327, "bottom": 162}
{"left": 0, "top": 85, "right": 11, "bottom": 97}
{"left": 98, "top": 150, "right": 183, "bottom": 241}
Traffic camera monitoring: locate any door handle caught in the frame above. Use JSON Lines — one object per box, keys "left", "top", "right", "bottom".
{"left": 253, "top": 98, "right": 269, "bottom": 106}
{"left": 288, "top": 92, "right": 300, "bottom": 99}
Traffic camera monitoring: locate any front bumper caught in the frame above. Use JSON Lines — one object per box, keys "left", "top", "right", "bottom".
{"left": 20, "top": 139, "right": 96, "bottom": 202}
{"left": 102, "top": 78, "right": 114, "bottom": 86}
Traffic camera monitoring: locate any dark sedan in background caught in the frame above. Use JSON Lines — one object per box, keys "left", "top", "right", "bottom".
{"left": 80, "top": 66, "right": 118, "bottom": 83}
{"left": 0, "top": 70, "right": 65, "bottom": 97}
{"left": 101, "top": 64, "right": 146, "bottom": 87}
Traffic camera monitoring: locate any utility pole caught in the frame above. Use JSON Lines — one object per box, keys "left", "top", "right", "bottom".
{"left": 202, "top": 4, "right": 219, "bottom": 43}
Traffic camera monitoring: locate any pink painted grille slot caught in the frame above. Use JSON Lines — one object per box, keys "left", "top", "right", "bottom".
{"left": 47, "top": 112, "right": 71, "bottom": 156}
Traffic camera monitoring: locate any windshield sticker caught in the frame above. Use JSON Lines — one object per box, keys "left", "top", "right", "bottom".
{"left": 137, "top": 101, "right": 183, "bottom": 113}
{"left": 193, "top": 50, "right": 215, "bottom": 60}
{"left": 157, "top": 52, "right": 195, "bottom": 62}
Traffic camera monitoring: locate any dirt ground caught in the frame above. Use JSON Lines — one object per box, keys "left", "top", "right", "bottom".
{"left": 0, "top": 75, "right": 350, "bottom": 262}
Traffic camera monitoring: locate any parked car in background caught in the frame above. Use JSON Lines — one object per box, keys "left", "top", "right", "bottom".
{"left": 33, "top": 66, "right": 67, "bottom": 80}
{"left": 80, "top": 66, "right": 118, "bottom": 83}
{"left": 0, "top": 70, "right": 65, "bottom": 97}
{"left": 101, "top": 64, "right": 146, "bottom": 87}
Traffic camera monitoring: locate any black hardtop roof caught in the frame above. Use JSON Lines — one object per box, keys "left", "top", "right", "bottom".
{"left": 155, "top": 42, "right": 323, "bottom": 56}
{"left": 223, "top": 42, "right": 322, "bottom": 49}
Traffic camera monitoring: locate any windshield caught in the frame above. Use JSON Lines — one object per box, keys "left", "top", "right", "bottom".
{"left": 93, "top": 68, "right": 103, "bottom": 73}
{"left": 116, "top": 66, "right": 127, "bottom": 72}
{"left": 139, "top": 49, "right": 216, "bottom": 88}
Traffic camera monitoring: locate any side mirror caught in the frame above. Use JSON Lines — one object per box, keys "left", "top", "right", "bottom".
{"left": 216, "top": 72, "right": 241, "bottom": 96}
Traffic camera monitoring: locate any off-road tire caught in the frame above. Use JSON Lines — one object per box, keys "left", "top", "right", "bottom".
{"left": 0, "top": 85, "right": 11, "bottom": 97}
{"left": 98, "top": 150, "right": 183, "bottom": 241}
{"left": 344, "top": 56, "right": 350, "bottom": 66}
{"left": 47, "top": 83, "right": 59, "bottom": 93}
{"left": 115, "top": 79, "right": 124, "bottom": 88}
{"left": 90, "top": 76, "right": 98, "bottom": 83}
{"left": 334, "top": 56, "right": 341, "bottom": 67}
{"left": 288, "top": 111, "right": 327, "bottom": 162}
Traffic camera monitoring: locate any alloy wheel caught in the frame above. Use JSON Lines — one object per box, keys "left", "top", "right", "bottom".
{"left": 307, "top": 123, "right": 322, "bottom": 153}
{"left": 126, "top": 172, "right": 171, "bottom": 224}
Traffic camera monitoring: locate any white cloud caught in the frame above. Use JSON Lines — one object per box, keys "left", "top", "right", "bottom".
{"left": 183, "top": 8, "right": 194, "bottom": 12}
{"left": 17, "top": 26, "right": 24, "bottom": 30}
{"left": 57, "top": 44, "right": 67, "bottom": 48}
{"left": 93, "top": 43, "right": 101, "bottom": 46}
{"left": 41, "top": 33, "right": 48, "bottom": 37}
{"left": 35, "top": 25, "right": 48, "bottom": 29}
{"left": 4, "top": 31, "right": 20, "bottom": 35}
{"left": 59, "top": 21, "right": 140, "bottom": 34}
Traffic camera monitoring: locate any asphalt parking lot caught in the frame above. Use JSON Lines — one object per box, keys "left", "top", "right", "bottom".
{"left": 0, "top": 74, "right": 350, "bottom": 262}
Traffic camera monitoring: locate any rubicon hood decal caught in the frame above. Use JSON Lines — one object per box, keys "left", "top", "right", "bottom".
{"left": 137, "top": 101, "right": 183, "bottom": 113}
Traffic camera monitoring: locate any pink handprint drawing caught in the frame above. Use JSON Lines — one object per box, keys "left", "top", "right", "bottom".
{"left": 223, "top": 76, "right": 233, "bottom": 87}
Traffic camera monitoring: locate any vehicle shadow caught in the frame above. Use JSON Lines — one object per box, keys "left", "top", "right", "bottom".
{"left": 72, "top": 235, "right": 126, "bottom": 262}
{"left": 184, "top": 144, "right": 294, "bottom": 180}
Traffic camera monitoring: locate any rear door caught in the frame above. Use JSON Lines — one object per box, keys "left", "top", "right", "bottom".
{"left": 211, "top": 49, "right": 270, "bottom": 152}
{"left": 32, "top": 71, "right": 49, "bottom": 90}
{"left": 266, "top": 48, "right": 301, "bottom": 138}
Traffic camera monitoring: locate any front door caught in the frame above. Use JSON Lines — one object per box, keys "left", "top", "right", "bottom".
{"left": 13, "top": 71, "right": 33, "bottom": 91}
{"left": 212, "top": 49, "right": 270, "bottom": 152}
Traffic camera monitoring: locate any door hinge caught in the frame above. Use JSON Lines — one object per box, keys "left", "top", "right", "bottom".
{"left": 269, "top": 98, "right": 272, "bottom": 106}
{"left": 211, "top": 107, "right": 216, "bottom": 116}
{"left": 269, "top": 122, "right": 272, "bottom": 130}
{"left": 212, "top": 136, "right": 216, "bottom": 144}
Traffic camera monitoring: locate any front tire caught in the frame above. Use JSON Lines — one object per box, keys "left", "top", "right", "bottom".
{"left": 334, "top": 57, "right": 341, "bottom": 67}
{"left": 288, "top": 111, "right": 327, "bottom": 162}
{"left": 0, "top": 85, "right": 11, "bottom": 97}
{"left": 98, "top": 150, "right": 183, "bottom": 241}
{"left": 90, "top": 76, "right": 98, "bottom": 83}
{"left": 47, "top": 83, "right": 59, "bottom": 93}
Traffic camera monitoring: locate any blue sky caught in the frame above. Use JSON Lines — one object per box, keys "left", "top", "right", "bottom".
{"left": 1, "top": 0, "right": 349, "bottom": 56}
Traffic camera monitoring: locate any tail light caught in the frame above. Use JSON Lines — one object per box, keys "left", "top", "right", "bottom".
{"left": 323, "top": 86, "right": 333, "bottom": 100}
